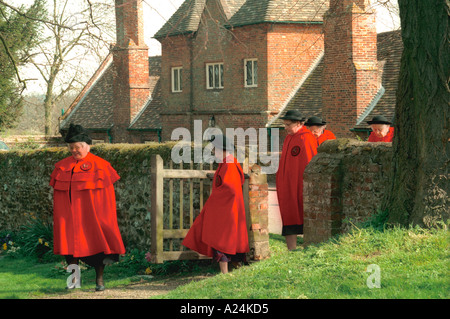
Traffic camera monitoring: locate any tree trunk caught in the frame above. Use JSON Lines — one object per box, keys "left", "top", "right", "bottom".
{"left": 383, "top": 0, "right": 449, "bottom": 227}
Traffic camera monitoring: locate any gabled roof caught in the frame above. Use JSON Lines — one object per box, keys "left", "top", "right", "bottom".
{"left": 269, "top": 30, "right": 403, "bottom": 129}
{"left": 60, "top": 55, "right": 162, "bottom": 132}
{"left": 60, "top": 54, "right": 114, "bottom": 131}
{"left": 154, "top": 0, "right": 328, "bottom": 39}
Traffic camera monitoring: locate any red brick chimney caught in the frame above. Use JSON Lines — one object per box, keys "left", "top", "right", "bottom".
{"left": 322, "top": 0, "right": 379, "bottom": 137}
{"left": 112, "top": 0, "right": 150, "bottom": 142}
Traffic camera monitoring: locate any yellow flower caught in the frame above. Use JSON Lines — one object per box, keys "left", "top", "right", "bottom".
{"left": 44, "top": 242, "right": 49, "bottom": 247}
{"left": 145, "top": 267, "right": 152, "bottom": 275}
{"left": 2, "top": 243, "right": 7, "bottom": 251}
{"left": 38, "top": 238, "right": 43, "bottom": 244}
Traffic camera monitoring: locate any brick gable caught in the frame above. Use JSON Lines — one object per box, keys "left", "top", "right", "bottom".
{"left": 157, "top": 0, "right": 328, "bottom": 140}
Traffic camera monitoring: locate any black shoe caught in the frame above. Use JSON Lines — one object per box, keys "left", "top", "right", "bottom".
{"left": 95, "top": 285, "right": 105, "bottom": 291}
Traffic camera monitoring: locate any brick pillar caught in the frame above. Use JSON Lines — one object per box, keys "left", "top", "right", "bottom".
{"left": 247, "top": 164, "right": 270, "bottom": 261}
{"left": 112, "top": 0, "right": 150, "bottom": 143}
{"left": 322, "top": 0, "right": 379, "bottom": 137}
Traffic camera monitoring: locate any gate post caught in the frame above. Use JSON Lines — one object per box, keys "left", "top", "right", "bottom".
{"left": 247, "top": 164, "right": 270, "bottom": 261}
{"left": 151, "top": 154, "right": 164, "bottom": 263}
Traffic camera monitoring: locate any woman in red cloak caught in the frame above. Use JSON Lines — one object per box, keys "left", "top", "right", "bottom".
{"left": 276, "top": 110, "right": 318, "bottom": 250}
{"left": 367, "top": 115, "right": 394, "bottom": 142}
{"left": 50, "top": 124, "right": 125, "bottom": 291}
{"left": 182, "top": 135, "right": 249, "bottom": 274}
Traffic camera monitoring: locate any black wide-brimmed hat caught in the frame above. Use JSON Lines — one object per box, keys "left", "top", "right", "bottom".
{"left": 367, "top": 115, "right": 392, "bottom": 125}
{"left": 64, "top": 123, "right": 92, "bottom": 144}
{"left": 210, "top": 134, "right": 234, "bottom": 151}
{"left": 279, "top": 110, "right": 305, "bottom": 122}
{"left": 304, "top": 116, "right": 326, "bottom": 126}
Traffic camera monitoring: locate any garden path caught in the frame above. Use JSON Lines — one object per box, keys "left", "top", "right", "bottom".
{"left": 39, "top": 274, "right": 211, "bottom": 299}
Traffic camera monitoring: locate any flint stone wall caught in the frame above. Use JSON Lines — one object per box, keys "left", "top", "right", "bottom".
{"left": 303, "top": 139, "right": 393, "bottom": 245}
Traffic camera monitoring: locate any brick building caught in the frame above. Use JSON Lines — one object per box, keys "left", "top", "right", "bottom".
{"left": 59, "top": 0, "right": 402, "bottom": 144}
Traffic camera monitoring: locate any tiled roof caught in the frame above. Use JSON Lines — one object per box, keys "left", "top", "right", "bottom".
{"left": 154, "top": 0, "right": 328, "bottom": 39}
{"left": 60, "top": 55, "right": 115, "bottom": 131}
{"left": 268, "top": 52, "right": 324, "bottom": 128}
{"left": 61, "top": 55, "right": 162, "bottom": 131}
{"left": 269, "top": 30, "right": 403, "bottom": 129}
{"left": 154, "top": 0, "right": 207, "bottom": 38}
{"left": 355, "top": 30, "right": 403, "bottom": 128}
{"left": 227, "top": 0, "right": 328, "bottom": 27}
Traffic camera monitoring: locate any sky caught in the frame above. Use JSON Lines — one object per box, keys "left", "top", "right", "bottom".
{"left": 143, "top": 0, "right": 186, "bottom": 56}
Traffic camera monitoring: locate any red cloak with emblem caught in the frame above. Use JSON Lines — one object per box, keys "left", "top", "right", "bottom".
{"left": 50, "top": 152, "right": 125, "bottom": 258}
{"left": 368, "top": 127, "right": 394, "bottom": 142}
{"left": 317, "top": 129, "right": 336, "bottom": 146}
{"left": 182, "top": 155, "right": 249, "bottom": 257}
{"left": 276, "top": 126, "right": 317, "bottom": 235}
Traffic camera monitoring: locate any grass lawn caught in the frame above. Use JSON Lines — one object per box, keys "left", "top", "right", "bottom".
{"left": 156, "top": 226, "right": 449, "bottom": 299}
{"left": 0, "top": 256, "right": 144, "bottom": 299}
{"left": 0, "top": 225, "right": 448, "bottom": 299}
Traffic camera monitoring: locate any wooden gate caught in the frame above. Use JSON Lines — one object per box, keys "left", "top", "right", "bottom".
{"left": 150, "top": 154, "right": 250, "bottom": 263}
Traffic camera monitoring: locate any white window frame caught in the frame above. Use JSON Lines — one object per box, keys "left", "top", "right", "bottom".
{"left": 206, "top": 62, "right": 224, "bottom": 89}
{"left": 244, "top": 58, "right": 258, "bottom": 88}
{"left": 171, "top": 66, "right": 182, "bottom": 93}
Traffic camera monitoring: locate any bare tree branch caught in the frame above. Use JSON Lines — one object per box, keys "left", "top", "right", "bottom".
{"left": 0, "top": 0, "right": 72, "bottom": 29}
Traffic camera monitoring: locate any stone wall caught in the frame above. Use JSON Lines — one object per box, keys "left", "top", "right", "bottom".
{"left": 303, "top": 139, "right": 392, "bottom": 245}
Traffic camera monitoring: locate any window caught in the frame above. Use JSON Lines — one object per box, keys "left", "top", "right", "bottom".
{"left": 244, "top": 59, "right": 258, "bottom": 87}
{"left": 172, "top": 67, "right": 182, "bottom": 92}
{"left": 206, "top": 63, "right": 224, "bottom": 89}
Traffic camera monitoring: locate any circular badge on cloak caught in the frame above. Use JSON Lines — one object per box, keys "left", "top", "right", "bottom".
{"left": 215, "top": 175, "right": 222, "bottom": 187}
{"left": 291, "top": 146, "right": 301, "bottom": 156}
{"left": 80, "top": 161, "right": 92, "bottom": 171}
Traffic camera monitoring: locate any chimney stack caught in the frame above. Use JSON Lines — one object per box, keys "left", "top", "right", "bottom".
{"left": 322, "top": 0, "right": 379, "bottom": 137}
{"left": 112, "top": 0, "right": 150, "bottom": 142}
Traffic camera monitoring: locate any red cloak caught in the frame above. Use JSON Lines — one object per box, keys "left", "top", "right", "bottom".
{"left": 50, "top": 152, "right": 125, "bottom": 258}
{"left": 317, "top": 129, "right": 336, "bottom": 146}
{"left": 276, "top": 126, "right": 317, "bottom": 233}
{"left": 182, "top": 155, "right": 249, "bottom": 257}
{"left": 368, "top": 127, "right": 394, "bottom": 142}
